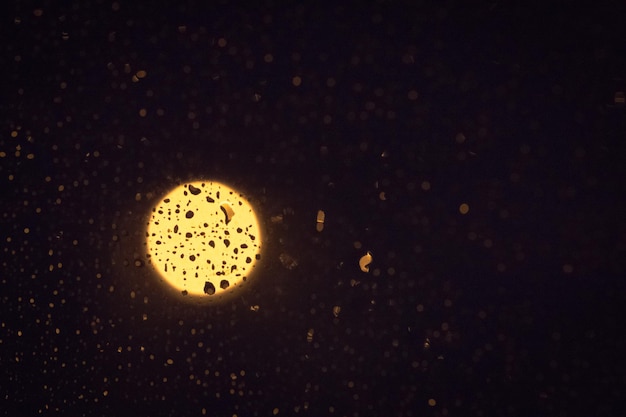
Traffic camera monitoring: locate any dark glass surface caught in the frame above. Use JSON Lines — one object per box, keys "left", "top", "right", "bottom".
{"left": 2, "top": 2, "right": 625, "bottom": 416}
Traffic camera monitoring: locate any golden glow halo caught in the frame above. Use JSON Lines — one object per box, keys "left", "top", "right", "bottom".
{"left": 146, "top": 181, "right": 262, "bottom": 300}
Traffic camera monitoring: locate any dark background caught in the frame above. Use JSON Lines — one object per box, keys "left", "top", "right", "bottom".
{"left": 2, "top": 1, "right": 626, "bottom": 416}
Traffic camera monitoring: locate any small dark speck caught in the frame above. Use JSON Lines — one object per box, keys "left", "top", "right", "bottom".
{"left": 204, "top": 281, "right": 216, "bottom": 295}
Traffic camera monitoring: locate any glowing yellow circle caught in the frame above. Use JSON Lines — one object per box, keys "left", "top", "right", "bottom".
{"left": 146, "top": 181, "right": 262, "bottom": 299}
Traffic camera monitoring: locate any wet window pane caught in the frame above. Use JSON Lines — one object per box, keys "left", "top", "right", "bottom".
{"left": 2, "top": 3, "right": 623, "bottom": 416}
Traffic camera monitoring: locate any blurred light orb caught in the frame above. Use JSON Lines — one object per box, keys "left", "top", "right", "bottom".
{"left": 146, "top": 181, "right": 262, "bottom": 300}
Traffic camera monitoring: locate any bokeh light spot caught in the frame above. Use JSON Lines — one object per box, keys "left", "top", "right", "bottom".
{"left": 146, "top": 181, "right": 262, "bottom": 299}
